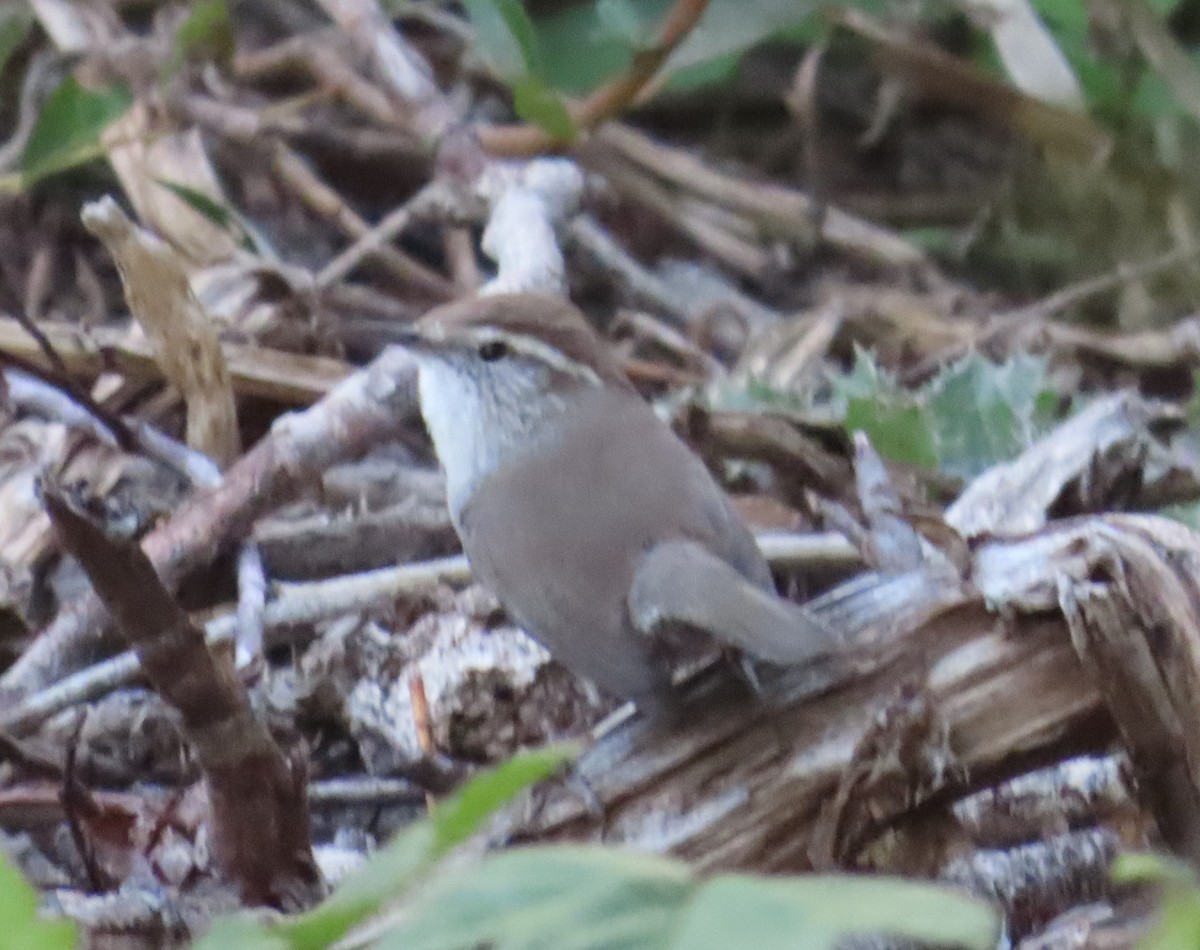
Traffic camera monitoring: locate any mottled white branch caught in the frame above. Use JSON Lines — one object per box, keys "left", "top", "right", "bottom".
{"left": 478, "top": 160, "right": 584, "bottom": 296}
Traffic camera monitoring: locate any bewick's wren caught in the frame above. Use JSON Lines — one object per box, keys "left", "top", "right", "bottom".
{"left": 402, "top": 293, "right": 834, "bottom": 711}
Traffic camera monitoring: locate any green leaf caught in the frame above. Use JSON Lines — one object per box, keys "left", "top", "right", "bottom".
{"left": 1125, "top": 0, "right": 1200, "bottom": 123}
{"left": 1023, "top": 0, "right": 1125, "bottom": 113}
{"left": 154, "top": 179, "right": 264, "bottom": 254}
{"left": 1142, "top": 905, "right": 1200, "bottom": 950}
{"left": 527, "top": 2, "right": 633, "bottom": 94}
{"left": 191, "top": 917, "right": 291, "bottom": 950}
{"left": 595, "top": 0, "right": 655, "bottom": 49}
{"left": 20, "top": 76, "right": 131, "bottom": 188}
{"left": 1027, "top": 0, "right": 1089, "bottom": 44}
{"left": 280, "top": 825, "right": 436, "bottom": 950}
{"left": 461, "top": 0, "right": 541, "bottom": 78}
{"left": 827, "top": 349, "right": 1060, "bottom": 477}
{"left": 1112, "top": 851, "right": 1198, "bottom": 886}
{"left": 379, "top": 847, "right": 998, "bottom": 950}
{"left": 1112, "top": 853, "right": 1200, "bottom": 950}
{"left": 511, "top": 75, "right": 576, "bottom": 139}
{"left": 430, "top": 743, "right": 576, "bottom": 851}
{"left": 156, "top": 179, "right": 236, "bottom": 230}
{"left": 0, "top": 850, "right": 77, "bottom": 950}
{"left": 662, "top": 0, "right": 806, "bottom": 74}
{"left": 275, "top": 745, "right": 574, "bottom": 950}
{"left": 674, "top": 875, "right": 998, "bottom": 950}
{"left": 169, "top": 0, "right": 234, "bottom": 73}
{"left": 671, "top": 876, "right": 827, "bottom": 950}
{"left": 926, "top": 351, "right": 1057, "bottom": 479}
{"left": 376, "top": 846, "right": 691, "bottom": 950}
{"left": 0, "top": 4, "right": 33, "bottom": 77}
{"left": 663, "top": 51, "right": 742, "bottom": 93}
{"left": 460, "top": 0, "right": 579, "bottom": 136}
{"left": 535, "top": 0, "right": 832, "bottom": 95}
{"left": 0, "top": 853, "right": 37, "bottom": 939}
{"left": 1070, "top": 48, "right": 1129, "bottom": 114}
{"left": 1133, "top": 70, "right": 1182, "bottom": 118}
{"left": 832, "top": 350, "right": 938, "bottom": 469}
{"left": 845, "top": 398, "right": 938, "bottom": 470}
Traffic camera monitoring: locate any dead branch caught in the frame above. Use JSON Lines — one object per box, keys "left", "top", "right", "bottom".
{"left": 41, "top": 481, "right": 321, "bottom": 908}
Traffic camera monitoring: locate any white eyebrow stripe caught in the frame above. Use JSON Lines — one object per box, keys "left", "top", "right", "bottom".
{"left": 474, "top": 327, "right": 605, "bottom": 387}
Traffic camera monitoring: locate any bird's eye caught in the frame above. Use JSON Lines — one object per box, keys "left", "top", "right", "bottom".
{"left": 478, "top": 339, "right": 509, "bottom": 362}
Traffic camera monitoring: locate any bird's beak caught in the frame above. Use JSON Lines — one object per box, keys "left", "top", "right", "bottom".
{"left": 394, "top": 324, "right": 450, "bottom": 354}
{"left": 394, "top": 328, "right": 433, "bottom": 351}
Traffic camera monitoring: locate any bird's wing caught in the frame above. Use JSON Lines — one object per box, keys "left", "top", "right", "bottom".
{"left": 628, "top": 539, "right": 841, "bottom": 665}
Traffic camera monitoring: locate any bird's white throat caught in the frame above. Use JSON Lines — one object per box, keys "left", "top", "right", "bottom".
{"left": 416, "top": 356, "right": 570, "bottom": 522}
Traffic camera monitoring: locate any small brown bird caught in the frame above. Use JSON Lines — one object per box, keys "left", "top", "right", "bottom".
{"left": 401, "top": 293, "right": 833, "bottom": 711}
